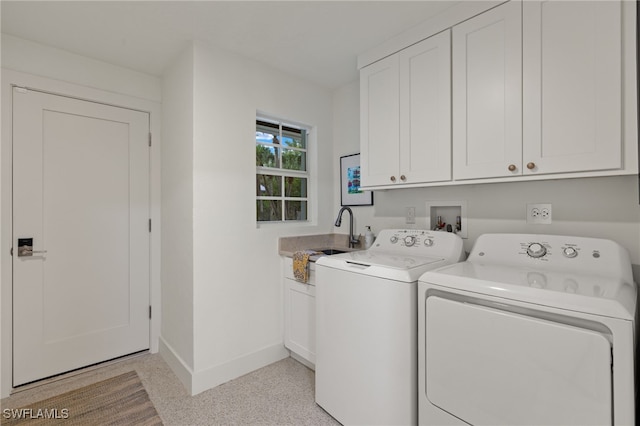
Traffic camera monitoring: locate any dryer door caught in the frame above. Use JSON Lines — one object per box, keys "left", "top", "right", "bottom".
{"left": 426, "top": 296, "right": 612, "bottom": 426}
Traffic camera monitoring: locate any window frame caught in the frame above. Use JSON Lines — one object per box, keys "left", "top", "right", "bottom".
{"left": 256, "top": 116, "right": 311, "bottom": 223}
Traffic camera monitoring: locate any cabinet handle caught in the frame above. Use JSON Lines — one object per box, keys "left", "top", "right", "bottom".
{"left": 390, "top": 176, "right": 396, "bottom": 182}
{"left": 508, "top": 164, "right": 517, "bottom": 172}
{"left": 400, "top": 175, "right": 406, "bottom": 181}
{"left": 526, "top": 162, "right": 536, "bottom": 170}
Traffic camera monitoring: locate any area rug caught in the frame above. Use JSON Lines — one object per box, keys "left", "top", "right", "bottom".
{"left": 1, "top": 371, "right": 163, "bottom": 425}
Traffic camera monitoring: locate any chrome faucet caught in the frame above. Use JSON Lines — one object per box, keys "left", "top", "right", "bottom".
{"left": 334, "top": 206, "right": 360, "bottom": 248}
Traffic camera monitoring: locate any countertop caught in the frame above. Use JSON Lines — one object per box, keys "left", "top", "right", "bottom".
{"left": 278, "top": 233, "right": 363, "bottom": 259}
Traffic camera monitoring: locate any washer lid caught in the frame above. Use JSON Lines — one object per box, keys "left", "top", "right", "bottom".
{"left": 317, "top": 250, "right": 445, "bottom": 282}
{"left": 421, "top": 262, "right": 637, "bottom": 320}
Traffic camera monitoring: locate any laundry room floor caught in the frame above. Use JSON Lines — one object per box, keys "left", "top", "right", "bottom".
{"left": 2, "top": 353, "right": 339, "bottom": 425}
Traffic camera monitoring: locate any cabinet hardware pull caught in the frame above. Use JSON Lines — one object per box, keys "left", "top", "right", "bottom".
{"left": 400, "top": 175, "right": 406, "bottom": 181}
{"left": 390, "top": 176, "right": 396, "bottom": 182}
{"left": 508, "top": 164, "right": 517, "bottom": 172}
{"left": 526, "top": 162, "right": 536, "bottom": 170}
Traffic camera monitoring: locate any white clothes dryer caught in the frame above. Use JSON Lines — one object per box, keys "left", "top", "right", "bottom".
{"left": 418, "top": 233, "right": 637, "bottom": 426}
{"left": 316, "top": 229, "right": 465, "bottom": 426}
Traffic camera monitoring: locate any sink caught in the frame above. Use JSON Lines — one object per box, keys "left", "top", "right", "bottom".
{"left": 318, "top": 249, "right": 347, "bottom": 255}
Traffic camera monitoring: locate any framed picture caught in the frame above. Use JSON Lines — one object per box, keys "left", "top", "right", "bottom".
{"left": 340, "top": 153, "right": 373, "bottom": 206}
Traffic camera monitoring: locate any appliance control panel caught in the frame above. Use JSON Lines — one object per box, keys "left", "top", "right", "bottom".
{"left": 371, "top": 229, "right": 464, "bottom": 259}
{"left": 468, "top": 233, "right": 633, "bottom": 283}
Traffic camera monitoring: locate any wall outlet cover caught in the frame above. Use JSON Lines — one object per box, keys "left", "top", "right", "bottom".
{"left": 527, "top": 203, "right": 552, "bottom": 224}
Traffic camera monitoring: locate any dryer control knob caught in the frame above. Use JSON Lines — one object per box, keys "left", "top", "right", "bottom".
{"left": 527, "top": 243, "right": 547, "bottom": 258}
{"left": 404, "top": 235, "right": 416, "bottom": 247}
{"left": 562, "top": 247, "right": 578, "bottom": 258}
{"left": 390, "top": 235, "right": 399, "bottom": 244}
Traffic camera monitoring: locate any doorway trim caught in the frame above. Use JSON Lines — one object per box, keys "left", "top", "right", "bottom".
{"left": 1, "top": 69, "right": 162, "bottom": 397}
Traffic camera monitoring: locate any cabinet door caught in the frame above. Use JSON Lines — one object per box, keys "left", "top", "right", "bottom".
{"left": 523, "top": 1, "right": 622, "bottom": 175}
{"left": 360, "top": 55, "right": 400, "bottom": 187}
{"left": 284, "top": 279, "right": 316, "bottom": 363}
{"left": 452, "top": 1, "right": 522, "bottom": 180}
{"left": 399, "top": 30, "right": 452, "bottom": 184}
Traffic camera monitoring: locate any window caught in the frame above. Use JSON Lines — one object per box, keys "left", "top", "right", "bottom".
{"left": 256, "top": 118, "right": 309, "bottom": 222}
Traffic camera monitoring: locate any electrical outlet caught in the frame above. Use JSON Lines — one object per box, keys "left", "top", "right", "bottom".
{"left": 406, "top": 207, "right": 416, "bottom": 224}
{"left": 527, "top": 203, "right": 552, "bottom": 224}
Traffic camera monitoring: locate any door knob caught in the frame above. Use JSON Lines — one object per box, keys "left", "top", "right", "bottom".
{"left": 508, "top": 164, "right": 517, "bottom": 172}
{"left": 526, "top": 162, "right": 536, "bottom": 170}
{"left": 17, "top": 238, "right": 47, "bottom": 257}
{"left": 390, "top": 176, "right": 396, "bottom": 182}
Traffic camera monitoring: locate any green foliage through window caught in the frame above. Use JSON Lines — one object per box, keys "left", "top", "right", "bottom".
{"left": 256, "top": 118, "right": 309, "bottom": 222}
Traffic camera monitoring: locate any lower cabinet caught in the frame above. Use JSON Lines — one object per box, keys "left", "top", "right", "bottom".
{"left": 283, "top": 257, "right": 316, "bottom": 368}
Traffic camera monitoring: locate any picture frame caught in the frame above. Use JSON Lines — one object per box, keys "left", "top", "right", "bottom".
{"left": 340, "top": 153, "right": 373, "bottom": 206}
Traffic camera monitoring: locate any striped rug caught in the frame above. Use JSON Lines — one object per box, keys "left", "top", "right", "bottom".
{"left": 1, "top": 371, "right": 162, "bottom": 425}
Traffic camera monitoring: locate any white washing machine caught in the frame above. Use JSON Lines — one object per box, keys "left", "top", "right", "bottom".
{"left": 418, "top": 233, "right": 637, "bottom": 426}
{"left": 316, "top": 229, "right": 465, "bottom": 425}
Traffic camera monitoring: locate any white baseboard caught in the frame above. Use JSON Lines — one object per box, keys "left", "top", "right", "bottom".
{"left": 290, "top": 351, "right": 315, "bottom": 371}
{"left": 191, "top": 343, "right": 289, "bottom": 396}
{"left": 158, "top": 336, "right": 193, "bottom": 393}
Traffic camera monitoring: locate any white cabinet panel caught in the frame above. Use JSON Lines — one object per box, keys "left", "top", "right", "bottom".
{"left": 360, "top": 56, "right": 400, "bottom": 187}
{"left": 283, "top": 257, "right": 316, "bottom": 365}
{"left": 452, "top": 1, "right": 522, "bottom": 180}
{"left": 523, "top": 0, "right": 622, "bottom": 175}
{"left": 284, "top": 279, "right": 316, "bottom": 364}
{"left": 361, "top": 31, "right": 451, "bottom": 188}
{"left": 400, "top": 30, "right": 451, "bottom": 183}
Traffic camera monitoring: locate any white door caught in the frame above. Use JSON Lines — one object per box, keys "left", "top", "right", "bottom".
{"left": 12, "top": 87, "right": 150, "bottom": 386}
{"left": 452, "top": 1, "right": 522, "bottom": 180}
{"left": 522, "top": 0, "right": 622, "bottom": 175}
{"left": 360, "top": 54, "right": 400, "bottom": 187}
{"left": 399, "top": 29, "right": 451, "bottom": 184}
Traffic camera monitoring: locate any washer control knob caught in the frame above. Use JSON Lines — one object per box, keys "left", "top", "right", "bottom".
{"left": 404, "top": 235, "right": 416, "bottom": 247}
{"left": 390, "top": 235, "right": 399, "bottom": 244}
{"left": 527, "top": 243, "right": 547, "bottom": 258}
{"left": 562, "top": 247, "right": 578, "bottom": 258}
{"left": 424, "top": 238, "right": 434, "bottom": 247}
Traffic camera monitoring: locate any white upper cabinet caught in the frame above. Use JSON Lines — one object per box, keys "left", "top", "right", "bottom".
{"left": 522, "top": 0, "right": 622, "bottom": 175}
{"left": 360, "top": 54, "right": 400, "bottom": 187}
{"left": 361, "top": 30, "right": 451, "bottom": 188}
{"left": 399, "top": 30, "right": 452, "bottom": 184}
{"left": 452, "top": 1, "right": 522, "bottom": 180}
{"left": 358, "top": 0, "right": 636, "bottom": 188}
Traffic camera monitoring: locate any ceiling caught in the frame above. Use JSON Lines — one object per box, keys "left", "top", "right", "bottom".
{"left": 1, "top": 1, "right": 460, "bottom": 89}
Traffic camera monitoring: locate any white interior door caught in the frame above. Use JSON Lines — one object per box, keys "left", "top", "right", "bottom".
{"left": 12, "top": 87, "right": 150, "bottom": 386}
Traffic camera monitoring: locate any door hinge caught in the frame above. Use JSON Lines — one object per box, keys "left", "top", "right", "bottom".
{"left": 148, "top": 219, "right": 152, "bottom": 233}
{"left": 148, "top": 133, "right": 152, "bottom": 147}
{"left": 149, "top": 305, "right": 152, "bottom": 319}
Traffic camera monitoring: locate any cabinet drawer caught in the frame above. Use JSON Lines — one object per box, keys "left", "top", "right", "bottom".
{"left": 283, "top": 256, "right": 316, "bottom": 285}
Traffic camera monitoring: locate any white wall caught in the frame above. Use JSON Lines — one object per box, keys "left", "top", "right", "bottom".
{"left": 176, "top": 42, "right": 334, "bottom": 394}
{"left": 332, "top": 80, "right": 640, "bottom": 276}
{"left": 1, "top": 34, "right": 161, "bottom": 103}
{"left": 0, "top": 35, "right": 163, "bottom": 398}
{"left": 159, "top": 45, "right": 196, "bottom": 388}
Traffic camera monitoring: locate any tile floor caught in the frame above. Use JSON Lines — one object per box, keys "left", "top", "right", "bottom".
{"left": 2, "top": 353, "right": 340, "bottom": 425}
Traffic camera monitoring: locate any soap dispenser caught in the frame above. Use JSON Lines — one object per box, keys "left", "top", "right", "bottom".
{"left": 364, "top": 226, "right": 374, "bottom": 249}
